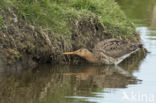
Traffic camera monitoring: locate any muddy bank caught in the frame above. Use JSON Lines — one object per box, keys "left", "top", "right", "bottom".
{"left": 0, "top": 1, "right": 142, "bottom": 69}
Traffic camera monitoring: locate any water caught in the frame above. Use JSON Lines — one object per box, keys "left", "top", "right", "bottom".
{"left": 0, "top": 0, "right": 156, "bottom": 103}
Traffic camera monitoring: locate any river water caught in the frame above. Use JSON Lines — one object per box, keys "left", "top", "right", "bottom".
{"left": 0, "top": 0, "right": 156, "bottom": 103}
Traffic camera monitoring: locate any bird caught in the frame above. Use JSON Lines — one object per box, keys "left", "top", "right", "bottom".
{"left": 62, "top": 39, "right": 143, "bottom": 65}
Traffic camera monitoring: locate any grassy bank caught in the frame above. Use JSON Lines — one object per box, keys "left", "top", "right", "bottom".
{"left": 0, "top": 0, "right": 137, "bottom": 39}
{"left": 0, "top": 0, "right": 140, "bottom": 67}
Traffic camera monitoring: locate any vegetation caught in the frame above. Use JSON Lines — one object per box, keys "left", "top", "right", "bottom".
{"left": 0, "top": 16, "right": 2, "bottom": 28}
{"left": 0, "top": 0, "right": 137, "bottom": 38}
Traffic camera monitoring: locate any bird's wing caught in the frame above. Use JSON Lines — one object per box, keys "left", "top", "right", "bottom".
{"left": 93, "top": 39, "right": 139, "bottom": 58}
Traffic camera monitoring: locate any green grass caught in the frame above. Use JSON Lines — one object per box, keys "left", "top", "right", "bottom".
{"left": 0, "top": 16, "right": 3, "bottom": 28}
{"left": 0, "top": 2, "right": 3, "bottom": 28}
{"left": 15, "top": 0, "right": 71, "bottom": 36}
{"left": 0, "top": 0, "right": 137, "bottom": 39}
{"left": 68, "top": 0, "right": 136, "bottom": 37}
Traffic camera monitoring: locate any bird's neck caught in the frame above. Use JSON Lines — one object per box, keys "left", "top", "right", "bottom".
{"left": 84, "top": 52, "right": 97, "bottom": 63}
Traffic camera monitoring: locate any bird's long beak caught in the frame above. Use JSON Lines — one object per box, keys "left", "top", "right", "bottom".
{"left": 62, "top": 52, "right": 76, "bottom": 55}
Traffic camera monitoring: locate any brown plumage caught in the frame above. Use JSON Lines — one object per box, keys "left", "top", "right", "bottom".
{"left": 63, "top": 39, "right": 142, "bottom": 65}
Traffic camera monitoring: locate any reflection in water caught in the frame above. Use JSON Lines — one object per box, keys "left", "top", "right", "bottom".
{"left": 0, "top": 50, "right": 145, "bottom": 103}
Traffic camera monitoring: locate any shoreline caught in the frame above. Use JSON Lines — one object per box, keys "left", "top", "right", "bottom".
{"left": 0, "top": 0, "right": 142, "bottom": 69}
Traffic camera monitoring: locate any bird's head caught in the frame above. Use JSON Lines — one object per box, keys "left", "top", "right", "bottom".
{"left": 62, "top": 48, "right": 91, "bottom": 58}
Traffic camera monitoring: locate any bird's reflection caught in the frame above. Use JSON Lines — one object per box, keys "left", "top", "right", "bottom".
{"left": 63, "top": 65, "right": 138, "bottom": 88}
